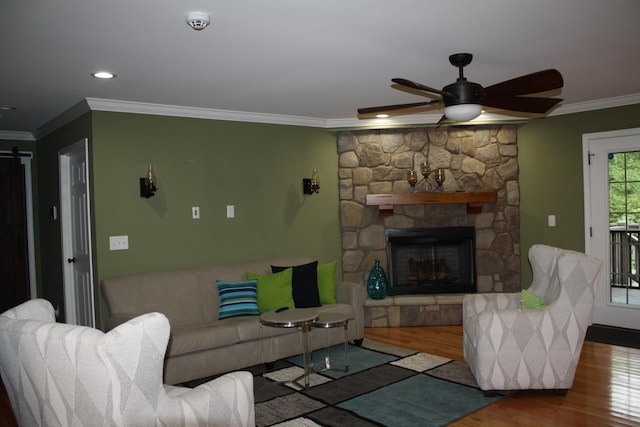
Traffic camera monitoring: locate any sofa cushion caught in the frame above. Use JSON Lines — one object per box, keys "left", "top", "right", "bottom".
{"left": 169, "top": 324, "right": 240, "bottom": 357}
{"left": 247, "top": 268, "right": 295, "bottom": 313}
{"left": 317, "top": 261, "right": 338, "bottom": 304}
{"left": 272, "top": 261, "right": 321, "bottom": 308}
{"left": 101, "top": 270, "right": 210, "bottom": 327}
{"left": 216, "top": 280, "right": 260, "bottom": 319}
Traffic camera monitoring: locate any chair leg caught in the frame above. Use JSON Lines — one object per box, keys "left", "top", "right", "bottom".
{"left": 553, "top": 389, "right": 568, "bottom": 396}
{"left": 483, "top": 390, "right": 497, "bottom": 397}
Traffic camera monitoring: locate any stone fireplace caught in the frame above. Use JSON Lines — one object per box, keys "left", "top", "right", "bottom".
{"left": 337, "top": 125, "right": 521, "bottom": 326}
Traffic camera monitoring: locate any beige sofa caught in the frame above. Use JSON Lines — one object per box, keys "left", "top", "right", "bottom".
{"left": 101, "top": 257, "right": 366, "bottom": 385}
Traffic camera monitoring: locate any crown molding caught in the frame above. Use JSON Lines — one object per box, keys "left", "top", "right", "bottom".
{"left": 84, "top": 98, "right": 327, "bottom": 128}
{"left": 32, "top": 99, "right": 92, "bottom": 141}
{"left": 0, "top": 130, "right": 36, "bottom": 141}
{"left": 18, "top": 92, "right": 640, "bottom": 140}
{"left": 549, "top": 93, "right": 640, "bottom": 116}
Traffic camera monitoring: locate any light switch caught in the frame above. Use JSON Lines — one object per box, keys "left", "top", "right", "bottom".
{"left": 109, "top": 235, "right": 129, "bottom": 250}
{"left": 227, "top": 205, "right": 235, "bottom": 218}
{"left": 548, "top": 215, "right": 556, "bottom": 227}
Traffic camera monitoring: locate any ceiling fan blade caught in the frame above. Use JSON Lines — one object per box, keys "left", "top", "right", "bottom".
{"left": 392, "top": 78, "right": 452, "bottom": 97}
{"left": 482, "top": 95, "right": 563, "bottom": 114}
{"left": 483, "top": 69, "right": 563, "bottom": 97}
{"left": 358, "top": 100, "right": 442, "bottom": 115}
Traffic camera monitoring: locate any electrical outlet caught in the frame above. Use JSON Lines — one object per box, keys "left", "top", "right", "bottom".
{"left": 109, "top": 235, "right": 129, "bottom": 250}
{"left": 192, "top": 206, "right": 200, "bottom": 219}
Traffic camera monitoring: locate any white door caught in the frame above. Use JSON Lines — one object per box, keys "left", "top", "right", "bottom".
{"left": 584, "top": 127, "right": 640, "bottom": 330}
{"left": 59, "top": 139, "right": 95, "bottom": 327}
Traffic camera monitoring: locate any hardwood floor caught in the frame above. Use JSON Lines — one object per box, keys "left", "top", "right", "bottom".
{"left": 366, "top": 326, "right": 640, "bottom": 426}
{"left": 1, "top": 326, "right": 638, "bottom": 426}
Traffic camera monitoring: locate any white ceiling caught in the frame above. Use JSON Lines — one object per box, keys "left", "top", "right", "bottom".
{"left": 2, "top": 0, "right": 640, "bottom": 139}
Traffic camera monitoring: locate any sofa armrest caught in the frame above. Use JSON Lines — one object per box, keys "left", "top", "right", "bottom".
{"left": 335, "top": 280, "right": 365, "bottom": 305}
{"left": 335, "top": 280, "right": 366, "bottom": 340}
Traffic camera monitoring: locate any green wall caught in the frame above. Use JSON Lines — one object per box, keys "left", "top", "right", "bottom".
{"left": 26, "top": 102, "right": 640, "bottom": 327}
{"left": 90, "top": 112, "right": 340, "bottom": 327}
{"left": 518, "top": 103, "right": 640, "bottom": 286}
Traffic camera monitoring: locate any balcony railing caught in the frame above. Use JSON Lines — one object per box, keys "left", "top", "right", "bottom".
{"left": 610, "top": 225, "right": 640, "bottom": 287}
{"left": 610, "top": 225, "right": 640, "bottom": 306}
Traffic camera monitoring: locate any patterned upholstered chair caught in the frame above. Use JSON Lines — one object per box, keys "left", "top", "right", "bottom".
{"left": 463, "top": 244, "right": 602, "bottom": 395}
{"left": 0, "top": 299, "right": 255, "bottom": 426}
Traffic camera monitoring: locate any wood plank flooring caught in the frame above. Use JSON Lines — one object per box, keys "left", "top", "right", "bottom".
{"left": 366, "top": 326, "right": 640, "bottom": 426}
{"left": 1, "top": 326, "right": 638, "bottom": 426}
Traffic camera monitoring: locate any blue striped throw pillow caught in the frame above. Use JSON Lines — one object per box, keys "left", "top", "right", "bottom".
{"left": 216, "top": 279, "right": 260, "bottom": 319}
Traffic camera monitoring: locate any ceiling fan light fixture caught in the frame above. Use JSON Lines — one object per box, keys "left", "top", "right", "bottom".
{"left": 444, "top": 104, "right": 482, "bottom": 122}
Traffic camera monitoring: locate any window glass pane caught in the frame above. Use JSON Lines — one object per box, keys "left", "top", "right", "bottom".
{"left": 626, "top": 152, "right": 640, "bottom": 181}
{"left": 609, "top": 153, "right": 626, "bottom": 182}
{"left": 608, "top": 150, "right": 640, "bottom": 307}
{"left": 609, "top": 182, "right": 627, "bottom": 221}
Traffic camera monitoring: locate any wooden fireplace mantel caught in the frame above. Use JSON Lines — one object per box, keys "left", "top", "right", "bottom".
{"left": 365, "top": 191, "right": 498, "bottom": 216}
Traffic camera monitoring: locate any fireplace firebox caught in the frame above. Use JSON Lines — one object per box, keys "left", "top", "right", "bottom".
{"left": 385, "top": 227, "right": 476, "bottom": 295}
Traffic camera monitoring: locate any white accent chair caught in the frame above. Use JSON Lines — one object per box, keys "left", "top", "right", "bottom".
{"left": 463, "top": 244, "right": 602, "bottom": 395}
{"left": 0, "top": 299, "right": 255, "bottom": 426}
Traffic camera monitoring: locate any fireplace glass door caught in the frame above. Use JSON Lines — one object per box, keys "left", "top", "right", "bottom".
{"left": 386, "top": 227, "right": 476, "bottom": 295}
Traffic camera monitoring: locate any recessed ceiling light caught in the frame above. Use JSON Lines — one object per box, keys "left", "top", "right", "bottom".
{"left": 376, "top": 114, "right": 389, "bottom": 118}
{"left": 91, "top": 71, "right": 117, "bottom": 79}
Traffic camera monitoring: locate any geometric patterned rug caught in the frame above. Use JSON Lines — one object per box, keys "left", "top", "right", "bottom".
{"left": 244, "top": 339, "right": 504, "bottom": 427}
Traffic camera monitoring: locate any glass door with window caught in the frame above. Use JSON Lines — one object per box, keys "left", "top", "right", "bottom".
{"left": 584, "top": 128, "right": 640, "bottom": 330}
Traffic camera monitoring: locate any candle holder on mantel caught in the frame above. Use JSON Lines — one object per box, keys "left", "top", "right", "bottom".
{"left": 406, "top": 162, "right": 445, "bottom": 192}
{"left": 435, "top": 168, "right": 446, "bottom": 189}
{"left": 407, "top": 170, "right": 418, "bottom": 187}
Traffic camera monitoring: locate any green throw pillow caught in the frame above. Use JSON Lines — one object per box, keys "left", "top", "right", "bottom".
{"left": 247, "top": 268, "right": 294, "bottom": 313}
{"left": 521, "top": 288, "right": 548, "bottom": 309}
{"left": 317, "top": 261, "right": 337, "bottom": 304}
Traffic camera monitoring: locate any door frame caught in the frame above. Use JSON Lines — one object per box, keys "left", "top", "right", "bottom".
{"left": 0, "top": 151, "right": 36, "bottom": 300}
{"left": 59, "top": 139, "right": 95, "bottom": 326}
{"left": 583, "top": 127, "right": 640, "bottom": 329}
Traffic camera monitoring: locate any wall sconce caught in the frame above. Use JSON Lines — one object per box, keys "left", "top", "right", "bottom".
{"left": 303, "top": 168, "right": 320, "bottom": 195}
{"left": 140, "top": 164, "right": 158, "bottom": 198}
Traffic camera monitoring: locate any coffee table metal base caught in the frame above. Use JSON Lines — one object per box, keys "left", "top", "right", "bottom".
{"left": 259, "top": 308, "right": 319, "bottom": 390}
{"left": 312, "top": 312, "right": 349, "bottom": 373}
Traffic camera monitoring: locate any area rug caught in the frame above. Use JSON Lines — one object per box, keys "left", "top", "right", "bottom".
{"left": 244, "top": 339, "right": 504, "bottom": 427}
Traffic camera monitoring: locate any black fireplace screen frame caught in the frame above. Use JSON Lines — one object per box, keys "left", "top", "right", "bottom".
{"left": 385, "top": 227, "right": 477, "bottom": 295}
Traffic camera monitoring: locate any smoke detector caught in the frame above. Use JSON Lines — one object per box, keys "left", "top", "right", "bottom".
{"left": 186, "top": 12, "right": 210, "bottom": 30}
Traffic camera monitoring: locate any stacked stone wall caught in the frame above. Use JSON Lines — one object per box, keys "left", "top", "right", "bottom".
{"left": 337, "top": 125, "right": 521, "bottom": 296}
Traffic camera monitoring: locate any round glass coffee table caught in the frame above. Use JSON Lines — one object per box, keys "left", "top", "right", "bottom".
{"left": 312, "top": 312, "right": 349, "bottom": 373}
{"left": 259, "top": 308, "right": 319, "bottom": 390}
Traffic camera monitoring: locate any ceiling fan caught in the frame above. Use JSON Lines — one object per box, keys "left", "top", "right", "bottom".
{"left": 358, "top": 53, "right": 564, "bottom": 123}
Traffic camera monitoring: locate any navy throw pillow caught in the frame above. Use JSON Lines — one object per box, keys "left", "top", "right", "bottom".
{"left": 271, "top": 261, "right": 321, "bottom": 308}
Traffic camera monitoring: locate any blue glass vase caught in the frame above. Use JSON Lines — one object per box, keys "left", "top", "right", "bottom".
{"left": 367, "top": 260, "right": 388, "bottom": 299}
